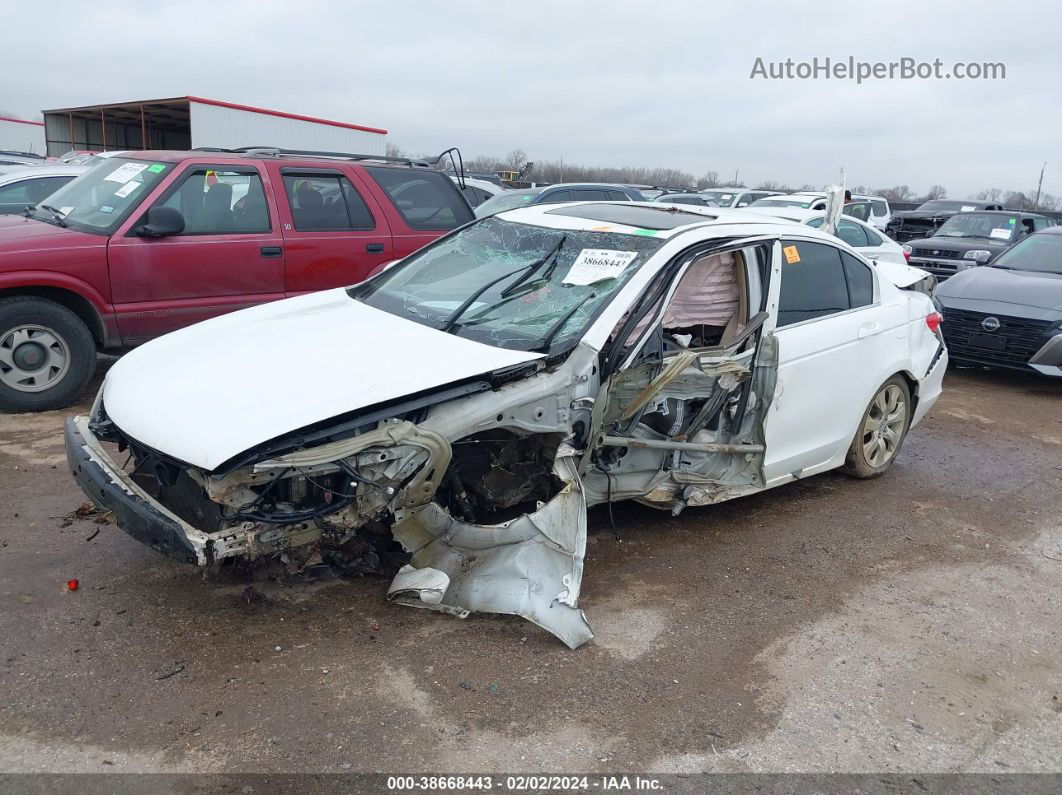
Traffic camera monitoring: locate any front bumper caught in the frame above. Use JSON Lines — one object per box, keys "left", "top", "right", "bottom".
{"left": 65, "top": 416, "right": 204, "bottom": 564}
{"left": 908, "top": 257, "right": 976, "bottom": 281}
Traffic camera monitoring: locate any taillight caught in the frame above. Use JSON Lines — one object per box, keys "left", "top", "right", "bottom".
{"left": 901, "top": 244, "right": 912, "bottom": 262}
{"left": 925, "top": 312, "right": 942, "bottom": 332}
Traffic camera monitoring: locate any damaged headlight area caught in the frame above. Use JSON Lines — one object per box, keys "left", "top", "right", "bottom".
{"left": 86, "top": 406, "right": 451, "bottom": 575}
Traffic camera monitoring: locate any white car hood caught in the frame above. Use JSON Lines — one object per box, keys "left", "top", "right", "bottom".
{"left": 102, "top": 289, "right": 543, "bottom": 470}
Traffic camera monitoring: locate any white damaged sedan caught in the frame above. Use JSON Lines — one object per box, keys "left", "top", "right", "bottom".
{"left": 66, "top": 202, "right": 947, "bottom": 648}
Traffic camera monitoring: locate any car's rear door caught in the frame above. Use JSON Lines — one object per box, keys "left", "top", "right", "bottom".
{"left": 271, "top": 165, "right": 393, "bottom": 295}
{"left": 107, "top": 162, "right": 286, "bottom": 343}
{"left": 360, "top": 166, "right": 474, "bottom": 259}
{"left": 762, "top": 238, "right": 902, "bottom": 484}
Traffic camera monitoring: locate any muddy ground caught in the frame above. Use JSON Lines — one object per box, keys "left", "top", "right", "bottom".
{"left": 0, "top": 365, "right": 1059, "bottom": 774}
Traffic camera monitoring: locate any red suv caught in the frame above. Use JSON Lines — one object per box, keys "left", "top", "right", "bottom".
{"left": 0, "top": 148, "right": 474, "bottom": 411}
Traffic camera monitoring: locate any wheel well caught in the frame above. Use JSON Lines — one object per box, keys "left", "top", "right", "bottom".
{"left": 898, "top": 370, "right": 919, "bottom": 418}
{"left": 0, "top": 287, "right": 105, "bottom": 348}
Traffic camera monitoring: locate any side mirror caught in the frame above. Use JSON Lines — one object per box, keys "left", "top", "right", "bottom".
{"left": 135, "top": 206, "right": 184, "bottom": 237}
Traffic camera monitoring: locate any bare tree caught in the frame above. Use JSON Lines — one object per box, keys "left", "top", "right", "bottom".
{"left": 384, "top": 142, "right": 405, "bottom": 159}
{"left": 874, "top": 185, "right": 915, "bottom": 202}
{"left": 923, "top": 185, "right": 947, "bottom": 201}
{"left": 1004, "top": 190, "right": 1033, "bottom": 210}
{"left": 504, "top": 149, "right": 528, "bottom": 173}
{"left": 696, "top": 170, "right": 720, "bottom": 189}
{"left": 976, "top": 188, "right": 1003, "bottom": 202}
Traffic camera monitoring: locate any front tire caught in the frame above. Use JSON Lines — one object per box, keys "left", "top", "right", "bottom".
{"left": 0, "top": 297, "right": 97, "bottom": 412}
{"left": 840, "top": 374, "right": 911, "bottom": 479}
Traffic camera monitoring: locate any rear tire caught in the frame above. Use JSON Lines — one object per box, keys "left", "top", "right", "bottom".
{"left": 840, "top": 374, "right": 911, "bottom": 479}
{"left": 0, "top": 297, "right": 97, "bottom": 412}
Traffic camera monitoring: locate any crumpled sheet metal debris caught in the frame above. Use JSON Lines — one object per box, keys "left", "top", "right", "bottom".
{"left": 388, "top": 456, "right": 593, "bottom": 649}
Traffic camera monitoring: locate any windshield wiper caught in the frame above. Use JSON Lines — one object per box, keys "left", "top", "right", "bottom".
{"left": 500, "top": 234, "right": 567, "bottom": 297}
{"left": 440, "top": 264, "right": 539, "bottom": 333}
{"left": 34, "top": 204, "right": 68, "bottom": 227}
{"left": 533, "top": 293, "right": 596, "bottom": 354}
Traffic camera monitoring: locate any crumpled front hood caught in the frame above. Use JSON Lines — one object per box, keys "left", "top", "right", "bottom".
{"left": 936, "top": 266, "right": 1062, "bottom": 312}
{"left": 102, "top": 289, "right": 544, "bottom": 470}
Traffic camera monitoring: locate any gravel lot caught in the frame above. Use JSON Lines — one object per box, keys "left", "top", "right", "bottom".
{"left": 0, "top": 365, "right": 1059, "bottom": 774}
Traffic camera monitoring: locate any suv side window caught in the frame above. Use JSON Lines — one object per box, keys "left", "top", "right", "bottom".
{"left": 283, "top": 173, "right": 374, "bottom": 231}
{"left": 608, "top": 190, "right": 631, "bottom": 201}
{"left": 1033, "top": 217, "right": 1052, "bottom": 231}
{"left": 777, "top": 240, "right": 851, "bottom": 326}
{"left": 572, "top": 189, "right": 611, "bottom": 201}
{"left": 160, "top": 168, "right": 270, "bottom": 234}
{"left": 364, "top": 167, "right": 472, "bottom": 230}
{"left": 540, "top": 190, "right": 572, "bottom": 203}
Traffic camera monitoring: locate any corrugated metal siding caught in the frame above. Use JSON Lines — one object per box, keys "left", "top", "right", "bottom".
{"left": 0, "top": 119, "right": 46, "bottom": 154}
{"left": 43, "top": 112, "right": 190, "bottom": 156}
{"left": 189, "top": 102, "right": 386, "bottom": 154}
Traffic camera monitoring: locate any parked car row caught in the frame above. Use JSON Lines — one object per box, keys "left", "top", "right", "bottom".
{"left": 3, "top": 147, "right": 1059, "bottom": 417}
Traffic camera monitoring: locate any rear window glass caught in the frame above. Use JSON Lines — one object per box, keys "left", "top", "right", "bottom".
{"left": 365, "top": 167, "right": 473, "bottom": 230}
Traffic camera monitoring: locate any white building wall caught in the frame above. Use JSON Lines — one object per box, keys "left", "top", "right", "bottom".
{"left": 0, "top": 118, "right": 47, "bottom": 154}
{"left": 188, "top": 102, "right": 385, "bottom": 155}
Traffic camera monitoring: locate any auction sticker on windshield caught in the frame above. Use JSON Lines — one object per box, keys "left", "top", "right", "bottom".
{"left": 563, "top": 249, "right": 639, "bottom": 285}
{"left": 990, "top": 227, "right": 1012, "bottom": 240}
{"left": 104, "top": 163, "right": 149, "bottom": 183}
{"left": 113, "top": 181, "right": 141, "bottom": 199}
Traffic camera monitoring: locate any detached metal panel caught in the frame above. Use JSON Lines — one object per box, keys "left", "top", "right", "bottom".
{"left": 0, "top": 117, "right": 46, "bottom": 154}
{"left": 189, "top": 100, "right": 386, "bottom": 154}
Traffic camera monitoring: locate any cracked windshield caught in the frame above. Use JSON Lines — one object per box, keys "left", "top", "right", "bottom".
{"left": 353, "top": 216, "right": 666, "bottom": 353}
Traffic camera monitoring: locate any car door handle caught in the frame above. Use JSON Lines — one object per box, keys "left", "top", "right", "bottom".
{"left": 260, "top": 246, "right": 283, "bottom": 258}
{"left": 365, "top": 242, "right": 385, "bottom": 254}
{"left": 857, "top": 321, "right": 881, "bottom": 339}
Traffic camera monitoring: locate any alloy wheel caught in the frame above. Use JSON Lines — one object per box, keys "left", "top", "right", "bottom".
{"left": 862, "top": 384, "right": 906, "bottom": 467}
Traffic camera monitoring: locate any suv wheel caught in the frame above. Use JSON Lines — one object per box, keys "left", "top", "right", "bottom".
{"left": 0, "top": 297, "right": 97, "bottom": 412}
{"left": 840, "top": 375, "right": 911, "bottom": 479}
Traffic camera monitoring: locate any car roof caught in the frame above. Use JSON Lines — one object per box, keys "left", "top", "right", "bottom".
{"left": 0, "top": 165, "right": 88, "bottom": 182}
{"left": 545, "top": 183, "right": 633, "bottom": 191}
{"left": 494, "top": 200, "right": 839, "bottom": 242}
{"left": 1038, "top": 225, "right": 1062, "bottom": 235}
{"left": 110, "top": 149, "right": 432, "bottom": 171}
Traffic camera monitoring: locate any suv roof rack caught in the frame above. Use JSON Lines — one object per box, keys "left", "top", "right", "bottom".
{"left": 191, "top": 146, "right": 438, "bottom": 168}
{"left": 189, "top": 146, "right": 469, "bottom": 188}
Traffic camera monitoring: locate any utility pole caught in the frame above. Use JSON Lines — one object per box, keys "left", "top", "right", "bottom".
{"left": 1034, "top": 161, "right": 1047, "bottom": 210}
{"left": 733, "top": 168, "right": 740, "bottom": 187}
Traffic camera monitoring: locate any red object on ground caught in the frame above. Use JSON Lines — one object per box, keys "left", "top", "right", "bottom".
{"left": 67, "top": 579, "right": 79, "bottom": 591}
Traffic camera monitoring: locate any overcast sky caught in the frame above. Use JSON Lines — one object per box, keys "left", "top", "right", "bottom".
{"left": 5, "top": 0, "right": 1060, "bottom": 198}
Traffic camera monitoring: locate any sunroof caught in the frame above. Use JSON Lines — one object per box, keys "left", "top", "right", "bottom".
{"left": 544, "top": 203, "right": 714, "bottom": 230}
